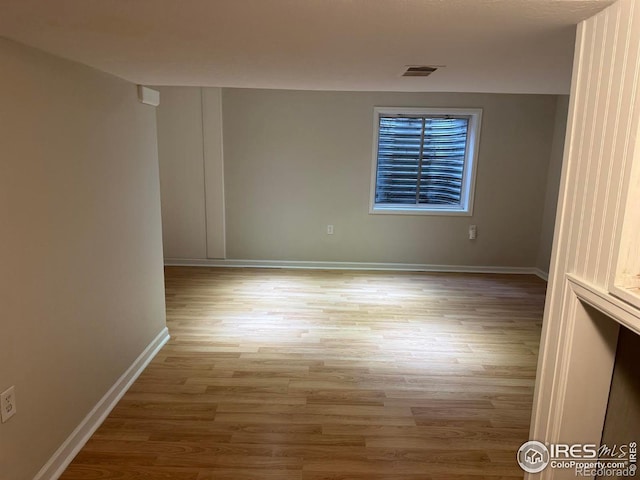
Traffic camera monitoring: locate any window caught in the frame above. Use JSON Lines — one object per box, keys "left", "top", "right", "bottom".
{"left": 370, "top": 107, "right": 482, "bottom": 215}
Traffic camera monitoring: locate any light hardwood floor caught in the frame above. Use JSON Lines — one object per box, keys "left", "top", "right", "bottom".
{"left": 60, "top": 267, "right": 546, "bottom": 479}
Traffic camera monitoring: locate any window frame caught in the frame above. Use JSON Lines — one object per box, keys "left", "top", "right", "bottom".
{"left": 369, "top": 107, "right": 482, "bottom": 216}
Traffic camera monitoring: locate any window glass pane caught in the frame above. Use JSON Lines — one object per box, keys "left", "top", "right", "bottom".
{"left": 375, "top": 116, "right": 422, "bottom": 204}
{"left": 419, "top": 118, "right": 468, "bottom": 205}
{"left": 371, "top": 109, "right": 479, "bottom": 215}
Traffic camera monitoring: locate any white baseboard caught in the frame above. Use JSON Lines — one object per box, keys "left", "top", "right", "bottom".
{"left": 534, "top": 268, "right": 549, "bottom": 281}
{"left": 164, "top": 258, "right": 543, "bottom": 276}
{"left": 34, "top": 327, "right": 170, "bottom": 480}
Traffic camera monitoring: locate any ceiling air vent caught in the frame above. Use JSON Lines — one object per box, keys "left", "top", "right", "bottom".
{"left": 402, "top": 66, "right": 438, "bottom": 77}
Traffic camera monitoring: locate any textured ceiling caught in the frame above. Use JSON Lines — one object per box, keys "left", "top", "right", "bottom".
{"left": 0, "top": 0, "right": 612, "bottom": 93}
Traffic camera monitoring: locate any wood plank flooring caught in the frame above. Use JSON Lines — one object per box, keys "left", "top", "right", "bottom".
{"left": 60, "top": 267, "right": 546, "bottom": 479}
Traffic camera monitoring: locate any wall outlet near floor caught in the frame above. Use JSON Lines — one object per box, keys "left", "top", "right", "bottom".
{"left": 1, "top": 386, "right": 17, "bottom": 423}
{"left": 327, "top": 224, "right": 334, "bottom": 235}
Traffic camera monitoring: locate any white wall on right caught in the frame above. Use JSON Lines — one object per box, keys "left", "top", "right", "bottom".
{"left": 530, "top": 0, "right": 640, "bottom": 468}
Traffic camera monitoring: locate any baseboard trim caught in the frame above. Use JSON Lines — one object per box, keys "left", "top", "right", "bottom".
{"left": 534, "top": 268, "right": 549, "bottom": 281}
{"left": 164, "top": 258, "right": 542, "bottom": 276}
{"left": 34, "top": 327, "right": 170, "bottom": 480}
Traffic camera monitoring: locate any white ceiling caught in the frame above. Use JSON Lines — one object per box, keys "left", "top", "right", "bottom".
{"left": 0, "top": 0, "right": 612, "bottom": 94}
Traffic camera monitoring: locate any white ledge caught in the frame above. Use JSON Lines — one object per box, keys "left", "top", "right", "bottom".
{"left": 566, "top": 273, "right": 640, "bottom": 336}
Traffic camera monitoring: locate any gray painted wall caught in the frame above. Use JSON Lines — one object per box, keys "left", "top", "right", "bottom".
{"left": 0, "top": 38, "right": 167, "bottom": 479}
{"left": 537, "top": 96, "right": 570, "bottom": 273}
{"left": 156, "top": 87, "right": 208, "bottom": 259}
{"left": 158, "top": 87, "right": 563, "bottom": 269}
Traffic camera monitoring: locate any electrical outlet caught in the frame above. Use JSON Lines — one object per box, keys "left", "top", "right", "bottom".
{"left": 327, "top": 224, "right": 334, "bottom": 235}
{"left": 1, "top": 386, "right": 16, "bottom": 423}
{"left": 469, "top": 225, "right": 477, "bottom": 240}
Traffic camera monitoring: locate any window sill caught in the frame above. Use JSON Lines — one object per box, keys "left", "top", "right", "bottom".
{"left": 369, "top": 205, "right": 473, "bottom": 217}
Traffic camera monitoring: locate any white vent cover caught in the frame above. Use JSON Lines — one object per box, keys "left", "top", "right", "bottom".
{"left": 137, "top": 86, "right": 160, "bottom": 106}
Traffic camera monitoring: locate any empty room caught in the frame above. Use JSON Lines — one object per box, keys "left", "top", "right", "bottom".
{"left": 2, "top": 1, "right": 640, "bottom": 479}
